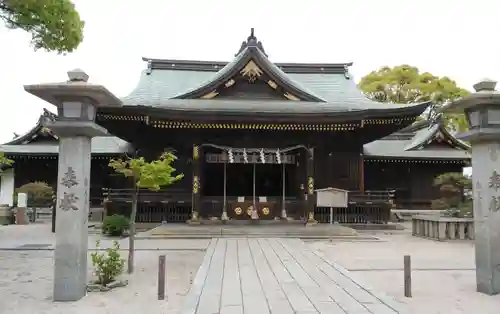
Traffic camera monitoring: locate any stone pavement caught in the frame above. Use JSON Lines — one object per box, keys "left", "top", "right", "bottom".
{"left": 181, "top": 238, "right": 406, "bottom": 314}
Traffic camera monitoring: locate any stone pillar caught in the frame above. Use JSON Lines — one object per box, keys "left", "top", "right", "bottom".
{"left": 306, "top": 147, "right": 317, "bottom": 225}
{"left": 471, "top": 143, "right": 500, "bottom": 294}
{"left": 443, "top": 79, "right": 500, "bottom": 295}
{"left": 0, "top": 168, "right": 15, "bottom": 206}
{"left": 24, "top": 69, "right": 122, "bottom": 302}
{"left": 53, "top": 137, "right": 91, "bottom": 300}
{"left": 191, "top": 144, "right": 201, "bottom": 223}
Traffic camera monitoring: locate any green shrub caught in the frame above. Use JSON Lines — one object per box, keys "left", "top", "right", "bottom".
{"left": 15, "top": 181, "right": 54, "bottom": 207}
{"left": 102, "top": 214, "right": 130, "bottom": 237}
{"left": 432, "top": 172, "right": 473, "bottom": 218}
{"left": 91, "top": 240, "right": 125, "bottom": 285}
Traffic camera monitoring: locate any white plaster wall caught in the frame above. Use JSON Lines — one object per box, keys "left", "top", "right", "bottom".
{"left": 0, "top": 168, "right": 14, "bottom": 206}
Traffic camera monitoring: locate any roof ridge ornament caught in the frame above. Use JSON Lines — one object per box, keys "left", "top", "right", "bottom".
{"left": 235, "top": 28, "right": 268, "bottom": 57}
{"left": 67, "top": 68, "right": 89, "bottom": 82}
{"left": 473, "top": 78, "right": 497, "bottom": 92}
{"left": 424, "top": 103, "right": 444, "bottom": 129}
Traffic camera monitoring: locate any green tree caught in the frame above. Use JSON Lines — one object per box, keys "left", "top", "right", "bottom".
{"left": 0, "top": 0, "right": 84, "bottom": 53}
{"left": 431, "top": 172, "right": 472, "bottom": 217}
{"left": 0, "top": 152, "right": 14, "bottom": 172}
{"left": 109, "top": 152, "right": 184, "bottom": 274}
{"left": 358, "top": 65, "right": 470, "bottom": 132}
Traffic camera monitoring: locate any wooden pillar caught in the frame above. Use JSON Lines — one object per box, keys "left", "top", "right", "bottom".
{"left": 306, "top": 147, "right": 317, "bottom": 225}
{"left": 191, "top": 144, "right": 201, "bottom": 223}
{"left": 359, "top": 153, "right": 365, "bottom": 193}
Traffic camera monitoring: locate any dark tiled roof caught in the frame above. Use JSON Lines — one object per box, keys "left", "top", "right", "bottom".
{"left": 128, "top": 99, "right": 429, "bottom": 115}
{"left": 4, "top": 110, "right": 58, "bottom": 145}
{"left": 0, "top": 111, "right": 133, "bottom": 155}
{"left": 122, "top": 65, "right": 430, "bottom": 113}
{"left": 0, "top": 137, "right": 132, "bottom": 155}
{"left": 364, "top": 118, "right": 470, "bottom": 160}
{"left": 122, "top": 31, "right": 429, "bottom": 116}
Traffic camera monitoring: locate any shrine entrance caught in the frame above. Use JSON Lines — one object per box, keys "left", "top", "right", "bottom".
{"left": 202, "top": 145, "right": 303, "bottom": 220}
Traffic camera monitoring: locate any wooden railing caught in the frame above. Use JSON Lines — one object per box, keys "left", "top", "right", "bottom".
{"left": 315, "top": 205, "right": 391, "bottom": 224}
{"left": 348, "top": 190, "right": 395, "bottom": 204}
{"left": 102, "top": 188, "right": 191, "bottom": 203}
{"left": 101, "top": 188, "right": 394, "bottom": 224}
{"left": 394, "top": 199, "right": 432, "bottom": 210}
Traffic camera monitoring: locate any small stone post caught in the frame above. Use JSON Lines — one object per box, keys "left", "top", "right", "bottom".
{"left": 443, "top": 78, "right": 500, "bottom": 295}
{"left": 24, "top": 69, "right": 122, "bottom": 301}
{"left": 15, "top": 192, "right": 28, "bottom": 225}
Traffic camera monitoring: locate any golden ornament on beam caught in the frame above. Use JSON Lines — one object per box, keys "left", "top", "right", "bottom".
{"left": 234, "top": 207, "right": 242, "bottom": 215}
{"left": 193, "top": 176, "right": 199, "bottom": 194}
{"left": 262, "top": 207, "right": 270, "bottom": 215}
{"left": 307, "top": 177, "right": 314, "bottom": 195}
{"left": 193, "top": 145, "right": 199, "bottom": 160}
{"left": 308, "top": 212, "right": 315, "bottom": 221}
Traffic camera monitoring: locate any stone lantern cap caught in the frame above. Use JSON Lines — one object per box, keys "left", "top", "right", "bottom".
{"left": 23, "top": 68, "right": 122, "bottom": 108}
{"left": 442, "top": 78, "right": 500, "bottom": 114}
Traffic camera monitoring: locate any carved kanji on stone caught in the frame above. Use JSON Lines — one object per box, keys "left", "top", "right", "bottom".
{"left": 489, "top": 196, "right": 500, "bottom": 213}
{"left": 489, "top": 171, "right": 500, "bottom": 191}
{"left": 61, "top": 167, "right": 78, "bottom": 188}
{"left": 60, "top": 192, "right": 79, "bottom": 211}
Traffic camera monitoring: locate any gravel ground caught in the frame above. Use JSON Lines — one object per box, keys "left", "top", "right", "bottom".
{"left": 3, "top": 222, "right": 500, "bottom": 313}
{"left": 0, "top": 250, "right": 204, "bottom": 314}
{"left": 308, "top": 224, "right": 500, "bottom": 314}
{"left": 0, "top": 223, "right": 206, "bottom": 314}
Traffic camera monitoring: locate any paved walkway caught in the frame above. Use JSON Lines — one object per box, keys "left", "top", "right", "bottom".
{"left": 181, "top": 238, "right": 406, "bottom": 314}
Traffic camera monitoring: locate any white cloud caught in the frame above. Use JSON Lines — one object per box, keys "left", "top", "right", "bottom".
{"left": 0, "top": 0, "right": 498, "bottom": 142}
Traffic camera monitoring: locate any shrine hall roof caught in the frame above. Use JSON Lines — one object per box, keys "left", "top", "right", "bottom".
{"left": 363, "top": 117, "right": 470, "bottom": 160}
{"left": 119, "top": 29, "right": 429, "bottom": 118}
{"left": 0, "top": 110, "right": 132, "bottom": 155}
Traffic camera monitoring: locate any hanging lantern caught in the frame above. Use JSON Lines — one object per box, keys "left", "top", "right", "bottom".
{"left": 260, "top": 148, "right": 266, "bottom": 164}
{"left": 276, "top": 149, "right": 281, "bottom": 164}
{"left": 228, "top": 149, "right": 234, "bottom": 163}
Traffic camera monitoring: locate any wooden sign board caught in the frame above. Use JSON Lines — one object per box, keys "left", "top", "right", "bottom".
{"left": 315, "top": 188, "right": 349, "bottom": 208}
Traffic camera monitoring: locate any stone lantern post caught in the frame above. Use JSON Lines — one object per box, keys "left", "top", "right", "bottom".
{"left": 24, "top": 69, "right": 122, "bottom": 301}
{"left": 443, "top": 78, "right": 500, "bottom": 295}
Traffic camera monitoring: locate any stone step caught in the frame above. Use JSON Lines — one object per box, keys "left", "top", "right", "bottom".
{"left": 136, "top": 234, "right": 377, "bottom": 240}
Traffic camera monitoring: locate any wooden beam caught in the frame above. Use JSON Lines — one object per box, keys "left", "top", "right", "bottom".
{"left": 306, "top": 148, "right": 317, "bottom": 224}
{"left": 191, "top": 144, "right": 201, "bottom": 222}
{"left": 359, "top": 153, "right": 365, "bottom": 193}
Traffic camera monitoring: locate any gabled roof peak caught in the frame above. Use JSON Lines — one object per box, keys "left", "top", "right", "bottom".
{"left": 236, "top": 28, "right": 267, "bottom": 57}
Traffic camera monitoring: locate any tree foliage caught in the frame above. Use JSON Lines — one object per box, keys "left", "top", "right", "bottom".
{"left": 16, "top": 181, "right": 54, "bottom": 206}
{"left": 431, "top": 172, "right": 472, "bottom": 217}
{"left": 0, "top": 152, "right": 14, "bottom": 173}
{"left": 0, "top": 0, "right": 84, "bottom": 53}
{"left": 358, "top": 65, "right": 470, "bottom": 132}
{"left": 109, "top": 152, "right": 184, "bottom": 190}
{"left": 109, "top": 152, "right": 184, "bottom": 273}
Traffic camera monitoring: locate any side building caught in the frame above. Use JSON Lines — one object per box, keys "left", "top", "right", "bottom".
{"left": 0, "top": 30, "right": 470, "bottom": 223}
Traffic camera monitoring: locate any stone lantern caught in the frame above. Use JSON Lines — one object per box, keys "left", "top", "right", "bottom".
{"left": 24, "top": 69, "right": 122, "bottom": 301}
{"left": 442, "top": 78, "right": 500, "bottom": 295}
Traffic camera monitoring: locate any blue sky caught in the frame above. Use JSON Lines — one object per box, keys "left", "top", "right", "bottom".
{"left": 0, "top": 0, "right": 498, "bottom": 143}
